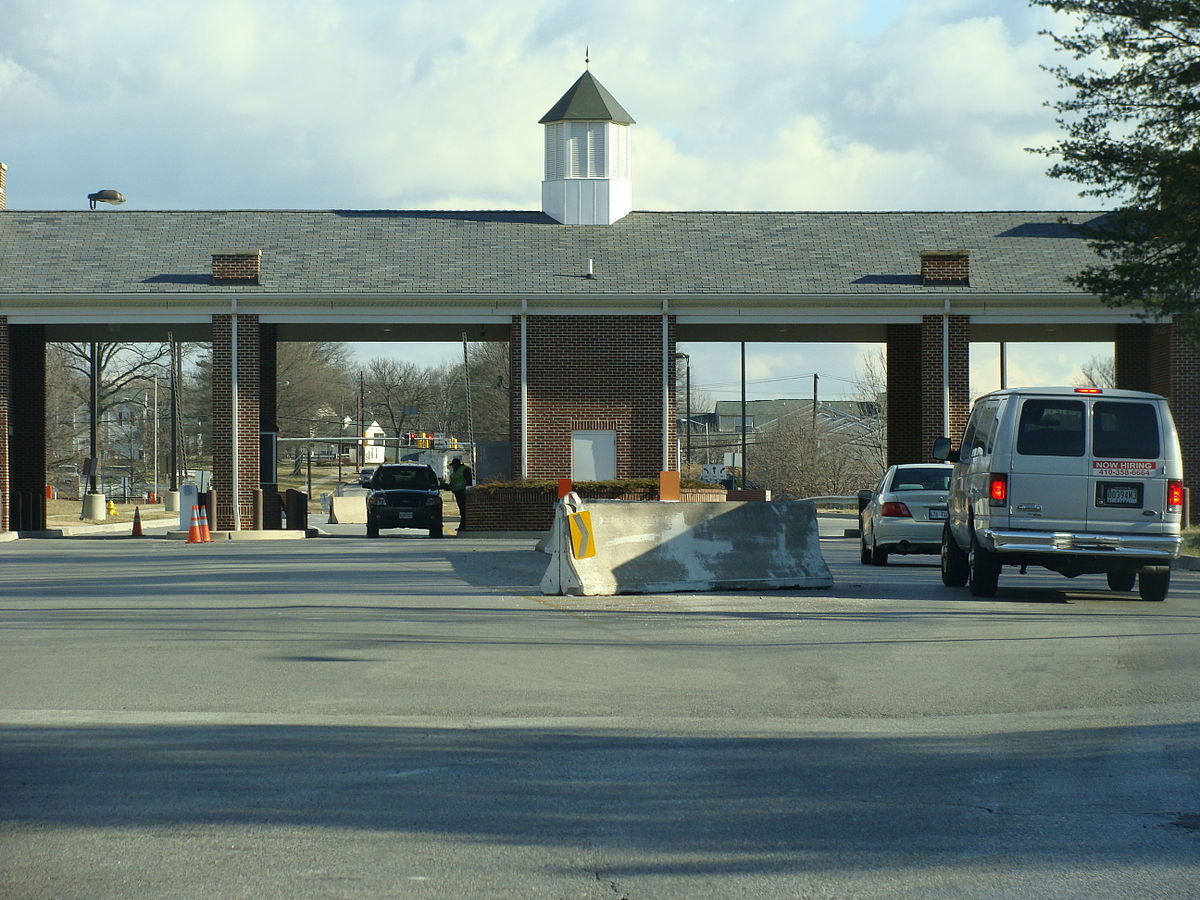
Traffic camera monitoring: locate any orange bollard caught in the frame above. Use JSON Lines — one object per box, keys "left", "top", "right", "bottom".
{"left": 131, "top": 506, "right": 144, "bottom": 537}
{"left": 198, "top": 505, "right": 213, "bottom": 542}
{"left": 186, "top": 505, "right": 203, "bottom": 544}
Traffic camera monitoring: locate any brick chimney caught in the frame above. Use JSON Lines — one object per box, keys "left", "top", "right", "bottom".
{"left": 920, "top": 250, "right": 969, "bottom": 286}
{"left": 212, "top": 250, "right": 262, "bottom": 284}
{"left": 0, "top": 162, "right": 7, "bottom": 210}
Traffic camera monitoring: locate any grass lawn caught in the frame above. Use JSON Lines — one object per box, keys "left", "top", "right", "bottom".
{"left": 1183, "top": 528, "right": 1200, "bottom": 557}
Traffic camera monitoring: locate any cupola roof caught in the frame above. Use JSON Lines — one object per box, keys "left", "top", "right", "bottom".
{"left": 538, "top": 70, "right": 635, "bottom": 125}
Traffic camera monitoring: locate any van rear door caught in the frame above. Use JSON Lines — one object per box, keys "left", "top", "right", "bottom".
{"left": 1086, "top": 399, "right": 1167, "bottom": 535}
{"left": 1008, "top": 397, "right": 1089, "bottom": 533}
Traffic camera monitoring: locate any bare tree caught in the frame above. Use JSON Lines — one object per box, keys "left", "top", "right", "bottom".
{"left": 851, "top": 347, "right": 888, "bottom": 477}
{"left": 1074, "top": 354, "right": 1116, "bottom": 389}
{"left": 362, "top": 358, "right": 436, "bottom": 449}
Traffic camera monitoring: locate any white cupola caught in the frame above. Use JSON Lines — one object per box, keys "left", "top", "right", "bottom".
{"left": 539, "top": 70, "right": 635, "bottom": 225}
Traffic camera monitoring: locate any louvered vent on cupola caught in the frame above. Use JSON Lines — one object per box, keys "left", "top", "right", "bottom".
{"left": 540, "top": 70, "right": 635, "bottom": 225}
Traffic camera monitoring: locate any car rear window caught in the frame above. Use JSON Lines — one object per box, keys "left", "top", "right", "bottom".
{"left": 891, "top": 468, "right": 951, "bottom": 491}
{"left": 1093, "top": 401, "right": 1160, "bottom": 459}
{"left": 1016, "top": 399, "right": 1085, "bottom": 457}
{"left": 373, "top": 467, "right": 438, "bottom": 489}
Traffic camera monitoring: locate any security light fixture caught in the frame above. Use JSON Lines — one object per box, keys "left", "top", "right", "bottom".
{"left": 87, "top": 189, "right": 126, "bottom": 209}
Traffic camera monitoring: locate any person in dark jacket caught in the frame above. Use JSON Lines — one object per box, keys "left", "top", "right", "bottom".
{"left": 447, "top": 457, "right": 473, "bottom": 532}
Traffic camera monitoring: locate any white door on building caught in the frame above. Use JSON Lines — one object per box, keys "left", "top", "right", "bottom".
{"left": 571, "top": 430, "right": 617, "bottom": 481}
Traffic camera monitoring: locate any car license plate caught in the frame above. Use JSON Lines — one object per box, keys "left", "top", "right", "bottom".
{"left": 1096, "top": 482, "right": 1142, "bottom": 508}
{"left": 929, "top": 508, "right": 948, "bottom": 520}
{"left": 396, "top": 511, "right": 413, "bottom": 520}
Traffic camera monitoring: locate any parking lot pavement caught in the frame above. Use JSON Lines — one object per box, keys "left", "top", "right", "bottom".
{"left": 2, "top": 520, "right": 1199, "bottom": 897}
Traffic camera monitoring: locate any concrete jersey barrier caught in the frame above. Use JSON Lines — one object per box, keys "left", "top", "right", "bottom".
{"left": 329, "top": 495, "right": 367, "bottom": 525}
{"left": 541, "top": 498, "right": 833, "bottom": 596}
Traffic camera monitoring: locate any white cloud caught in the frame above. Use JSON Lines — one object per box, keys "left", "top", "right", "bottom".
{"left": 1, "top": 0, "right": 1102, "bottom": 392}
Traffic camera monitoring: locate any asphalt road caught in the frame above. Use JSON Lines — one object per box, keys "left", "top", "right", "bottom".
{"left": 1, "top": 519, "right": 1198, "bottom": 898}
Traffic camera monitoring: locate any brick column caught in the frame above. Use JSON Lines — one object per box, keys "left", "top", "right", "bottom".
{"left": 4, "top": 325, "right": 47, "bottom": 531}
{"left": 0, "top": 317, "right": 9, "bottom": 531}
{"left": 921, "top": 314, "right": 970, "bottom": 457}
{"left": 885, "top": 317, "right": 968, "bottom": 466}
{"left": 211, "top": 313, "right": 261, "bottom": 530}
{"left": 886, "top": 324, "right": 921, "bottom": 467}
{"left": 259, "top": 325, "right": 281, "bottom": 529}
{"left": 510, "top": 314, "right": 675, "bottom": 480}
{"left": 1115, "top": 323, "right": 1200, "bottom": 525}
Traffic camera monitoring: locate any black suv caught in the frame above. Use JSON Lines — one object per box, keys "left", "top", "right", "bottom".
{"left": 365, "top": 464, "right": 443, "bottom": 538}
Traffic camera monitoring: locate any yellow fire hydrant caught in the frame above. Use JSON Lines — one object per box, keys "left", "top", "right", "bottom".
{"left": 107, "top": 499, "right": 119, "bottom": 517}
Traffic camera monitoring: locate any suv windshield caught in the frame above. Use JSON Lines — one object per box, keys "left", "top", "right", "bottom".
{"left": 1093, "top": 401, "right": 1160, "bottom": 459}
{"left": 372, "top": 467, "right": 439, "bottom": 490}
{"left": 1016, "top": 399, "right": 1085, "bottom": 457}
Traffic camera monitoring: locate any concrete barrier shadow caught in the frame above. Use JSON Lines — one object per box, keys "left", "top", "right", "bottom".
{"left": 541, "top": 499, "right": 833, "bottom": 596}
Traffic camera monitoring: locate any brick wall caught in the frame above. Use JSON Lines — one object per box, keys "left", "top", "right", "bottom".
{"left": 509, "top": 314, "right": 675, "bottom": 479}
{"left": 0, "top": 317, "right": 8, "bottom": 530}
{"left": 211, "top": 314, "right": 261, "bottom": 530}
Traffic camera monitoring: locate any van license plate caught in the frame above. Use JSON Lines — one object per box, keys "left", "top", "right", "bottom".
{"left": 1097, "top": 483, "right": 1142, "bottom": 508}
{"left": 929, "top": 508, "right": 948, "bottom": 520}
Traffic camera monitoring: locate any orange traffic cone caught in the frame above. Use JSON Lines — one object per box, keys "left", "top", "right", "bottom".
{"left": 131, "top": 506, "right": 144, "bottom": 537}
{"left": 198, "top": 505, "right": 213, "bottom": 543}
{"left": 186, "top": 505, "right": 203, "bottom": 544}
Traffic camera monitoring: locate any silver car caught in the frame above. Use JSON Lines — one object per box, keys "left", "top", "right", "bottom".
{"left": 860, "top": 464, "right": 954, "bottom": 566}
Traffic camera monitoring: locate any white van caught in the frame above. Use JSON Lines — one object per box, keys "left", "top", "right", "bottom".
{"left": 933, "top": 387, "right": 1183, "bottom": 601}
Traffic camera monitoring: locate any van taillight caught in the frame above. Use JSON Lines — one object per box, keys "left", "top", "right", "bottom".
{"left": 989, "top": 473, "right": 1008, "bottom": 506}
{"left": 1168, "top": 480, "right": 1184, "bottom": 508}
{"left": 880, "top": 502, "right": 912, "bottom": 518}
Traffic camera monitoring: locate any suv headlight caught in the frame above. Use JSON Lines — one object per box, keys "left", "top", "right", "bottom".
{"left": 425, "top": 495, "right": 441, "bottom": 507}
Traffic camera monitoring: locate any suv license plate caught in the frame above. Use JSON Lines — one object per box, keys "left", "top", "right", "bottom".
{"left": 1097, "top": 483, "right": 1142, "bottom": 508}
{"left": 929, "top": 508, "right": 948, "bottom": 520}
{"left": 396, "top": 511, "right": 414, "bottom": 520}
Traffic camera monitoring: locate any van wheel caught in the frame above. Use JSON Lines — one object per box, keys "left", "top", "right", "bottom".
{"left": 1138, "top": 567, "right": 1170, "bottom": 602}
{"left": 870, "top": 539, "right": 888, "bottom": 566}
{"left": 941, "top": 527, "right": 969, "bottom": 587}
{"left": 860, "top": 537, "right": 872, "bottom": 565}
{"left": 967, "top": 533, "right": 1000, "bottom": 597}
{"left": 1106, "top": 571, "right": 1136, "bottom": 592}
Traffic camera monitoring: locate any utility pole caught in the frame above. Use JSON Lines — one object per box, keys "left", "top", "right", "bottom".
{"left": 740, "top": 342, "right": 747, "bottom": 490}
{"left": 88, "top": 342, "right": 99, "bottom": 494}
{"left": 812, "top": 372, "right": 819, "bottom": 435}
{"left": 356, "top": 371, "right": 365, "bottom": 469}
{"left": 169, "top": 337, "right": 179, "bottom": 492}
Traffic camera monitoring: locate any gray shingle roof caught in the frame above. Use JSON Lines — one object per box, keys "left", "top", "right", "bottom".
{"left": 539, "top": 71, "right": 636, "bottom": 125}
{"left": 0, "top": 209, "right": 1105, "bottom": 296}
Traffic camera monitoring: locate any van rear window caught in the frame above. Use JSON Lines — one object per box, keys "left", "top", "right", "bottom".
{"left": 1093, "top": 401, "right": 1159, "bottom": 459}
{"left": 1016, "top": 400, "right": 1085, "bottom": 457}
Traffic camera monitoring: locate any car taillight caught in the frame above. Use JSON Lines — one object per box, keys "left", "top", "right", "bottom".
{"left": 989, "top": 473, "right": 1008, "bottom": 506}
{"left": 1168, "top": 480, "right": 1184, "bottom": 509}
{"left": 880, "top": 501, "right": 912, "bottom": 518}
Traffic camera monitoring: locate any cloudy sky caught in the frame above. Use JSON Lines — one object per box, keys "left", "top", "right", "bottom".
{"left": 1, "top": 0, "right": 1110, "bottom": 400}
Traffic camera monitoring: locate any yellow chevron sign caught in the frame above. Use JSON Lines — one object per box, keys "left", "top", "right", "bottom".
{"left": 567, "top": 510, "right": 596, "bottom": 559}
